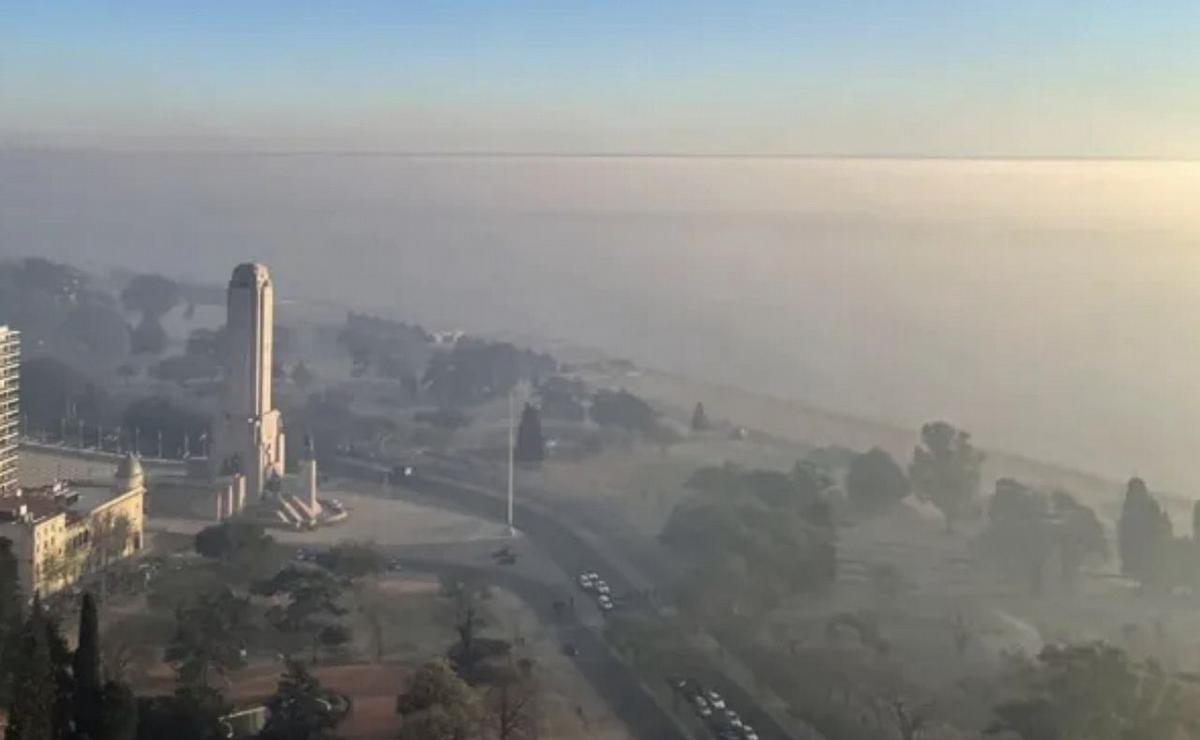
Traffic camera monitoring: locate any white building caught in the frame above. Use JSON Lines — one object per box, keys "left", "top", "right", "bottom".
{"left": 210, "top": 264, "right": 286, "bottom": 499}
{"left": 0, "top": 326, "right": 19, "bottom": 496}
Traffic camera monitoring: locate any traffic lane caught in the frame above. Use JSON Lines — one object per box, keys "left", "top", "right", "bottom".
{"left": 408, "top": 474, "right": 653, "bottom": 609}
{"left": 381, "top": 555, "right": 689, "bottom": 740}
{"left": 382, "top": 471, "right": 808, "bottom": 740}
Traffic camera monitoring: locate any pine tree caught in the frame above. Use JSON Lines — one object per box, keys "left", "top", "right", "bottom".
{"left": 0, "top": 537, "right": 23, "bottom": 709}
{"left": 74, "top": 593, "right": 103, "bottom": 739}
{"left": 261, "top": 660, "right": 344, "bottom": 740}
{"left": 690, "top": 402, "right": 709, "bottom": 432}
{"left": 6, "top": 603, "right": 56, "bottom": 740}
{"left": 1118, "top": 477, "right": 1173, "bottom": 587}
{"left": 513, "top": 404, "right": 545, "bottom": 464}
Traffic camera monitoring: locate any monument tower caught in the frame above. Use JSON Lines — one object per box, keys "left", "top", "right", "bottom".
{"left": 211, "top": 263, "right": 285, "bottom": 498}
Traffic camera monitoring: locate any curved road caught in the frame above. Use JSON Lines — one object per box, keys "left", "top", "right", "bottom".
{"left": 332, "top": 456, "right": 816, "bottom": 740}
{"left": 381, "top": 554, "right": 689, "bottom": 740}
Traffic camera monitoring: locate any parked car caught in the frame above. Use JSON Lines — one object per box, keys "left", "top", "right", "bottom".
{"left": 597, "top": 594, "right": 614, "bottom": 611}
{"left": 595, "top": 580, "right": 611, "bottom": 595}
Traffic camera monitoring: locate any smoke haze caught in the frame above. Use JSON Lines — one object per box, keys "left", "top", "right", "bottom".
{"left": 3, "top": 150, "right": 1199, "bottom": 490}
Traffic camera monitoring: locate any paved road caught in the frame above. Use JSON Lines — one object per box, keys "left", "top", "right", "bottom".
{"left": 376, "top": 550, "right": 690, "bottom": 740}
{"left": 335, "top": 458, "right": 816, "bottom": 740}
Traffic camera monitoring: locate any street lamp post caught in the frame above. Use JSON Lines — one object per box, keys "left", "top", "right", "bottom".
{"left": 507, "top": 386, "right": 516, "bottom": 537}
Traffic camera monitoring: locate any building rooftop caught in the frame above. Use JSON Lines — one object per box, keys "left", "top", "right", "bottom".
{"left": 0, "top": 490, "right": 65, "bottom": 523}
{"left": 0, "top": 479, "right": 133, "bottom": 526}
{"left": 230, "top": 263, "right": 270, "bottom": 287}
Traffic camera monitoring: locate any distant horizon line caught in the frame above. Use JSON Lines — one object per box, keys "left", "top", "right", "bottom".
{"left": 2, "top": 146, "right": 1197, "bottom": 163}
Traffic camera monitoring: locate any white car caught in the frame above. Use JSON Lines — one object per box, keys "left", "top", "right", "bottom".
{"left": 692, "top": 696, "right": 712, "bottom": 718}
{"left": 706, "top": 690, "right": 726, "bottom": 710}
{"left": 597, "top": 594, "right": 614, "bottom": 611}
{"left": 596, "top": 580, "right": 612, "bottom": 595}
{"left": 742, "top": 725, "right": 758, "bottom": 740}
{"left": 578, "top": 573, "right": 594, "bottom": 589}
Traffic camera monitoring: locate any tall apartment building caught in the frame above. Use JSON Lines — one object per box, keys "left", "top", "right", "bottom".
{"left": 0, "top": 326, "right": 18, "bottom": 495}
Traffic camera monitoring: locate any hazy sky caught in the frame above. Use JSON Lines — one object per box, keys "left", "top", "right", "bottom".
{"left": 2, "top": 1, "right": 1198, "bottom": 157}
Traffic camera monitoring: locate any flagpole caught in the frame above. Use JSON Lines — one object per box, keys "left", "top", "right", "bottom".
{"left": 507, "top": 386, "right": 516, "bottom": 537}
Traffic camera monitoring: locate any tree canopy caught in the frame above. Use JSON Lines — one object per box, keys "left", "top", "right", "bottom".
{"left": 514, "top": 404, "right": 546, "bottom": 464}
{"left": 396, "top": 660, "right": 480, "bottom": 740}
{"left": 19, "top": 357, "right": 109, "bottom": 437}
{"left": 423, "top": 339, "right": 555, "bottom": 407}
{"left": 260, "top": 661, "right": 347, "bottom": 740}
{"left": 1118, "top": 477, "right": 1174, "bottom": 588}
{"left": 846, "top": 447, "right": 910, "bottom": 513}
{"left": 909, "top": 421, "right": 984, "bottom": 530}
{"left": 589, "top": 389, "right": 658, "bottom": 435}
{"left": 255, "top": 566, "right": 348, "bottom": 661}
{"left": 314, "top": 543, "right": 387, "bottom": 581}
{"left": 991, "top": 642, "right": 1200, "bottom": 740}
{"left": 980, "top": 480, "right": 1107, "bottom": 594}
{"left": 165, "top": 588, "right": 250, "bottom": 691}
{"left": 661, "top": 463, "right": 836, "bottom": 625}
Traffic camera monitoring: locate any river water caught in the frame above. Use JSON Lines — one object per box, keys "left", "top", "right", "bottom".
{"left": 2, "top": 152, "right": 1199, "bottom": 490}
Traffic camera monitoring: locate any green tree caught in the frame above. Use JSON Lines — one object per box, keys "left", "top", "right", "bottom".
{"left": 981, "top": 479, "right": 1055, "bottom": 594}
{"left": 97, "top": 680, "right": 139, "bottom": 740}
{"left": 690, "top": 402, "right": 709, "bottom": 432}
{"left": 662, "top": 463, "right": 836, "bottom": 626}
{"left": 513, "top": 404, "right": 545, "bottom": 464}
{"left": 981, "top": 482, "right": 1107, "bottom": 594}
{"left": 120, "top": 273, "right": 179, "bottom": 355}
{"left": 314, "top": 543, "right": 386, "bottom": 581}
{"left": 6, "top": 604, "right": 59, "bottom": 740}
{"left": 991, "top": 642, "right": 1200, "bottom": 740}
{"left": 165, "top": 588, "right": 250, "bottom": 691}
{"left": 440, "top": 578, "right": 510, "bottom": 683}
{"left": 0, "top": 537, "right": 22, "bottom": 708}
{"left": 589, "top": 389, "right": 657, "bottom": 434}
{"left": 260, "top": 660, "right": 347, "bottom": 740}
{"left": 129, "top": 319, "right": 169, "bottom": 356}
{"left": 484, "top": 661, "right": 540, "bottom": 740}
{"left": 74, "top": 593, "right": 103, "bottom": 739}
{"left": 908, "top": 421, "right": 984, "bottom": 532}
{"left": 396, "top": 660, "right": 480, "bottom": 740}
{"left": 255, "top": 566, "right": 347, "bottom": 663}
{"left": 1118, "top": 477, "right": 1174, "bottom": 587}
{"left": 120, "top": 274, "right": 180, "bottom": 319}
{"left": 1053, "top": 490, "right": 1108, "bottom": 587}
{"left": 846, "top": 448, "right": 910, "bottom": 513}
{"left": 135, "top": 687, "right": 224, "bottom": 740}
{"left": 193, "top": 521, "right": 279, "bottom": 581}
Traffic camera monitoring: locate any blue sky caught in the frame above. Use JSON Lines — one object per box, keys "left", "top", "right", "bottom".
{"left": 2, "top": 0, "right": 1198, "bottom": 156}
